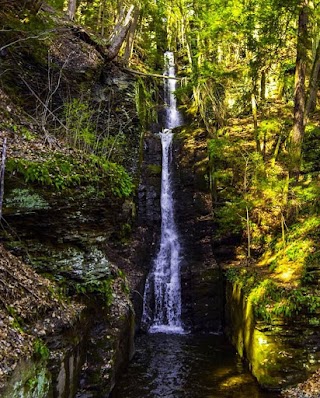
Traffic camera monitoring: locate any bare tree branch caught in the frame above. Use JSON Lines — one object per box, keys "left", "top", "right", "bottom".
{"left": 0, "top": 30, "right": 54, "bottom": 52}
{"left": 20, "top": 76, "right": 69, "bottom": 133}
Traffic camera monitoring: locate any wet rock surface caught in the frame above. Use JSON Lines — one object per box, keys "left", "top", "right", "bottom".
{"left": 138, "top": 132, "right": 162, "bottom": 230}
{"left": 173, "top": 129, "right": 223, "bottom": 333}
{"left": 137, "top": 127, "right": 223, "bottom": 333}
{"left": 225, "top": 279, "right": 320, "bottom": 390}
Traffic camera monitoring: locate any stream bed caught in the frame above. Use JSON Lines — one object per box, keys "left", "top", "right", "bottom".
{"left": 111, "top": 333, "right": 281, "bottom": 398}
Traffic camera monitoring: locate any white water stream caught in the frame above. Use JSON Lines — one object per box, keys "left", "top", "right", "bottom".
{"left": 142, "top": 52, "right": 183, "bottom": 334}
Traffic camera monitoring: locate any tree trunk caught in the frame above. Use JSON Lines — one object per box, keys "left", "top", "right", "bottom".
{"left": 98, "top": 1, "right": 104, "bottom": 36}
{"left": 68, "top": 0, "right": 77, "bottom": 20}
{"left": 291, "top": 1, "right": 309, "bottom": 179}
{"left": 251, "top": 92, "right": 260, "bottom": 152}
{"left": 305, "top": 38, "right": 320, "bottom": 117}
{"left": 260, "top": 69, "right": 266, "bottom": 101}
{"left": 246, "top": 206, "right": 251, "bottom": 260}
{"left": 105, "top": 5, "right": 134, "bottom": 61}
{"left": 0, "top": 138, "right": 7, "bottom": 222}
{"left": 123, "top": 8, "right": 140, "bottom": 65}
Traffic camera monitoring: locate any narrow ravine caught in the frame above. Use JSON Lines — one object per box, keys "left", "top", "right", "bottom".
{"left": 112, "top": 53, "right": 280, "bottom": 398}
{"left": 1, "top": 3, "right": 320, "bottom": 397}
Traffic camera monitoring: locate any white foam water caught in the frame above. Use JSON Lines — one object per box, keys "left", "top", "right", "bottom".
{"left": 142, "top": 52, "right": 183, "bottom": 334}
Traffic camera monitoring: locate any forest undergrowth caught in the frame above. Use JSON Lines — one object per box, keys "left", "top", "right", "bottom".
{"left": 205, "top": 99, "right": 320, "bottom": 326}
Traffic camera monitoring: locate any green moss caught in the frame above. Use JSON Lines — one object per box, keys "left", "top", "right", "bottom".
{"left": 147, "top": 164, "right": 162, "bottom": 175}
{"left": 75, "top": 277, "right": 114, "bottom": 305}
{"left": 6, "top": 153, "right": 133, "bottom": 198}
{"left": 3, "top": 361, "right": 51, "bottom": 398}
{"left": 5, "top": 188, "right": 49, "bottom": 210}
{"left": 226, "top": 267, "right": 320, "bottom": 322}
{"left": 33, "top": 339, "right": 50, "bottom": 361}
{"left": 226, "top": 280, "right": 309, "bottom": 389}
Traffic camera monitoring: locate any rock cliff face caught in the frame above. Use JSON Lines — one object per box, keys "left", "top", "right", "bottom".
{"left": 0, "top": 12, "right": 145, "bottom": 394}
{"left": 173, "top": 129, "right": 223, "bottom": 333}
{"left": 138, "top": 127, "right": 223, "bottom": 333}
{"left": 225, "top": 279, "right": 320, "bottom": 390}
{"left": 1, "top": 179, "right": 140, "bottom": 398}
{"left": 137, "top": 132, "right": 162, "bottom": 231}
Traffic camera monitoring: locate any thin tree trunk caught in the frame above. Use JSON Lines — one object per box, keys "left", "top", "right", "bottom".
{"left": 271, "top": 133, "right": 285, "bottom": 166}
{"left": 305, "top": 38, "right": 320, "bottom": 117}
{"left": 246, "top": 206, "right": 251, "bottom": 260}
{"left": 291, "top": 1, "right": 309, "bottom": 179}
{"left": 260, "top": 70, "right": 266, "bottom": 101}
{"left": 123, "top": 8, "right": 140, "bottom": 65}
{"left": 68, "top": 0, "right": 77, "bottom": 20}
{"left": 105, "top": 5, "right": 134, "bottom": 61}
{"left": 251, "top": 92, "right": 260, "bottom": 152}
{"left": 0, "top": 138, "right": 7, "bottom": 221}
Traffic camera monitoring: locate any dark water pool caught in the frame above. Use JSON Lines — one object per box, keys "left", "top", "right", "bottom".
{"left": 111, "top": 333, "right": 281, "bottom": 398}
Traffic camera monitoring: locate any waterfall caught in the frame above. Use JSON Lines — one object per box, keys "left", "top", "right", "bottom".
{"left": 164, "top": 51, "right": 182, "bottom": 129}
{"left": 142, "top": 52, "right": 183, "bottom": 334}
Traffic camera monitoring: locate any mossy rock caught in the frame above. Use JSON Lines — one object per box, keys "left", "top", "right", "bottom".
{"left": 2, "top": 360, "right": 52, "bottom": 398}
{"left": 147, "top": 164, "right": 162, "bottom": 176}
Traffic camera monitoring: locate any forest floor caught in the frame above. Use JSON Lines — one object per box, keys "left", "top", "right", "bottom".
{"left": 282, "top": 369, "right": 320, "bottom": 398}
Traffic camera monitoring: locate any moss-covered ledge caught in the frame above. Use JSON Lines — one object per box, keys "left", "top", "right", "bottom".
{"left": 225, "top": 277, "right": 320, "bottom": 390}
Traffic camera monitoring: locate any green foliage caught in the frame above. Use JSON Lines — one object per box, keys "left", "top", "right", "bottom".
{"left": 279, "top": 62, "right": 295, "bottom": 103}
{"left": 251, "top": 283, "right": 320, "bottom": 322}
{"left": 309, "top": 317, "right": 320, "bottom": 326}
{"left": 6, "top": 153, "right": 133, "bottom": 197}
{"left": 7, "top": 306, "right": 25, "bottom": 332}
{"left": 5, "top": 188, "right": 49, "bottom": 210}
{"left": 214, "top": 199, "right": 248, "bottom": 237}
{"left": 33, "top": 339, "right": 50, "bottom": 361}
{"left": 63, "top": 98, "right": 128, "bottom": 163}
{"left": 291, "top": 180, "right": 320, "bottom": 213}
{"left": 303, "top": 124, "right": 320, "bottom": 172}
{"left": 10, "top": 124, "right": 36, "bottom": 141}
{"left": 225, "top": 267, "right": 257, "bottom": 294}
{"left": 135, "top": 78, "right": 158, "bottom": 129}
{"left": 64, "top": 98, "right": 95, "bottom": 150}
{"left": 258, "top": 118, "right": 282, "bottom": 146}
{"left": 46, "top": 0, "right": 65, "bottom": 11}
{"left": 208, "top": 137, "right": 230, "bottom": 161}
{"left": 75, "top": 277, "right": 113, "bottom": 306}
{"left": 189, "top": 75, "right": 226, "bottom": 131}
{"left": 89, "top": 155, "right": 134, "bottom": 197}
{"left": 7, "top": 156, "right": 81, "bottom": 189}
{"left": 227, "top": 268, "right": 320, "bottom": 322}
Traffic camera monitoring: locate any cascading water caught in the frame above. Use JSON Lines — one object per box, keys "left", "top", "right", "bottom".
{"left": 112, "top": 54, "right": 281, "bottom": 398}
{"left": 142, "top": 51, "right": 183, "bottom": 334}
{"left": 164, "top": 51, "right": 182, "bottom": 129}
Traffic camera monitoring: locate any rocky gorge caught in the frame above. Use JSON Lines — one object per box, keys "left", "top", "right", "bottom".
{"left": 0, "top": 2, "right": 320, "bottom": 397}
